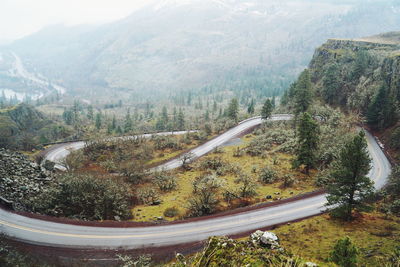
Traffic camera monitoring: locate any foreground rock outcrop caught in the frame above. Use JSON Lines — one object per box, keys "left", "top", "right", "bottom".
{"left": 0, "top": 148, "right": 54, "bottom": 211}
{"left": 168, "top": 231, "right": 317, "bottom": 267}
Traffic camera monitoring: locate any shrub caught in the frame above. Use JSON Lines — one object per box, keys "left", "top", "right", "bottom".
{"left": 283, "top": 174, "right": 295, "bottom": 188}
{"left": 120, "top": 161, "right": 148, "bottom": 184}
{"left": 164, "top": 207, "right": 180, "bottom": 218}
{"left": 259, "top": 166, "right": 277, "bottom": 184}
{"left": 153, "top": 172, "right": 177, "bottom": 192}
{"left": 188, "top": 174, "right": 223, "bottom": 217}
{"left": 32, "top": 174, "right": 132, "bottom": 220}
{"left": 389, "top": 200, "right": 400, "bottom": 215}
{"left": 60, "top": 149, "right": 85, "bottom": 172}
{"left": 100, "top": 159, "right": 117, "bottom": 172}
{"left": 193, "top": 174, "right": 224, "bottom": 193}
{"left": 245, "top": 125, "right": 296, "bottom": 156}
{"left": 233, "top": 147, "right": 244, "bottom": 157}
{"left": 330, "top": 236, "right": 359, "bottom": 267}
{"left": 235, "top": 174, "right": 258, "bottom": 198}
{"left": 153, "top": 135, "right": 181, "bottom": 150}
{"left": 204, "top": 124, "right": 212, "bottom": 135}
{"left": 200, "top": 157, "right": 225, "bottom": 171}
{"left": 251, "top": 165, "right": 258, "bottom": 173}
{"left": 180, "top": 152, "right": 195, "bottom": 170}
{"left": 385, "top": 246, "right": 400, "bottom": 266}
{"left": 137, "top": 187, "right": 160, "bottom": 205}
{"left": 181, "top": 134, "right": 192, "bottom": 145}
{"left": 213, "top": 146, "right": 224, "bottom": 154}
{"left": 187, "top": 191, "right": 219, "bottom": 217}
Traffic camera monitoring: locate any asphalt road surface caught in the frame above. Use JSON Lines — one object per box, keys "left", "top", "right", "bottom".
{"left": 0, "top": 115, "right": 391, "bottom": 250}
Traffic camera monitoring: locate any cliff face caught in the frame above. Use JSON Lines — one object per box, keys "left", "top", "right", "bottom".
{"left": 309, "top": 35, "right": 400, "bottom": 111}
{"left": 310, "top": 38, "right": 400, "bottom": 79}
{"left": 303, "top": 32, "right": 400, "bottom": 161}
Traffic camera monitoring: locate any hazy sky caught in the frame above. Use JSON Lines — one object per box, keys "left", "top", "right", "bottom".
{"left": 0, "top": 0, "right": 150, "bottom": 42}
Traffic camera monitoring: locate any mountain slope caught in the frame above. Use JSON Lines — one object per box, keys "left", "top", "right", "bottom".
{"left": 284, "top": 31, "right": 400, "bottom": 162}
{"left": 2, "top": 0, "right": 400, "bottom": 100}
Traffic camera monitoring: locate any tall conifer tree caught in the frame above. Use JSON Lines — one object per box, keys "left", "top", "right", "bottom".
{"left": 326, "top": 131, "right": 373, "bottom": 220}
{"left": 293, "top": 112, "right": 319, "bottom": 174}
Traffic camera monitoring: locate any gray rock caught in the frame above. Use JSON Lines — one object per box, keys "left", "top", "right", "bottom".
{"left": 0, "top": 148, "right": 54, "bottom": 212}
{"left": 305, "top": 262, "right": 318, "bottom": 267}
{"left": 250, "top": 230, "right": 280, "bottom": 249}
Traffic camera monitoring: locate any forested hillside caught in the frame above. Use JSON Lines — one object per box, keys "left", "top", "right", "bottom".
{"left": 0, "top": 103, "right": 71, "bottom": 150}
{"left": 283, "top": 31, "right": 400, "bottom": 161}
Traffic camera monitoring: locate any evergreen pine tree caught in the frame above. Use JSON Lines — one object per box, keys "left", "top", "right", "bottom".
{"left": 107, "top": 123, "right": 113, "bottom": 134}
{"left": 63, "top": 109, "right": 74, "bottom": 125}
{"left": 173, "top": 107, "right": 178, "bottom": 129}
{"left": 111, "top": 115, "right": 117, "bottom": 130}
{"left": 322, "top": 63, "right": 340, "bottom": 105}
{"left": 227, "top": 98, "right": 239, "bottom": 122}
{"left": 213, "top": 100, "right": 217, "bottom": 113}
{"left": 177, "top": 108, "right": 185, "bottom": 130}
{"left": 261, "top": 99, "right": 273, "bottom": 119}
{"left": 247, "top": 99, "right": 255, "bottom": 114}
{"left": 145, "top": 102, "right": 151, "bottom": 118}
{"left": 87, "top": 105, "right": 94, "bottom": 120}
{"left": 95, "top": 112, "right": 102, "bottom": 130}
{"left": 205, "top": 110, "right": 210, "bottom": 120}
{"left": 116, "top": 125, "right": 123, "bottom": 134}
{"left": 124, "top": 109, "right": 133, "bottom": 133}
{"left": 330, "top": 236, "right": 359, "bottom": 267}
{"left": 326, "top": 131, "right": 374, "bottom": 220}
{"left": 352, "top": 50, "right": 368, "bottom": 81}
{"left": 271, "top": 96, "right": 276, "bottom": 108}
{"left": 293, "top": 112, "right": 319, "bottom": 174}
{"left": 162, "top": 106, "right": 168, "bottom": 124}
{"left": 1, "top": 90, "right": 6, "bottom": 102}
{"left": 367, "top": 85, "right": 398, "bottom": 130}
{"left": 294, "top": 70, "right": 313, "bottom": 115}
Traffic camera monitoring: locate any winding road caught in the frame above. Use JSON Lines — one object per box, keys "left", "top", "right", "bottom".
{"left": 0, "top": 115, "right": 392, "bottom": 250}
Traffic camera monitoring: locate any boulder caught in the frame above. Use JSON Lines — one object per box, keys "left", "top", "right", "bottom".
{"left": 250, "top": 230, "right": 280, "bottom": 249}
{"left": 260, "top": 231, "right": 279, "bottom": 247}
{"left": 305, "top": 262, "right": 318, "bottom": 267}
{"left": 250, "top": 230, "right": 264, "bottom": 244}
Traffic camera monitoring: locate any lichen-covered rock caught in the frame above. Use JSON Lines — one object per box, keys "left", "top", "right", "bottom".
{"left": 260, "top": 231, "right": 279, "bottom": 248}
{"left": 250, "top": 230, "right": 281, "bottom": 249}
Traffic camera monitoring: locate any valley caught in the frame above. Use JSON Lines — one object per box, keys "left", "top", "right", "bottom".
{"left": 0, "top": 1, "right": 399, "bottom": 266}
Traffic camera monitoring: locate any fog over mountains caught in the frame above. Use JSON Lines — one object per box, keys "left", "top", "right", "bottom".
{"left": 1, "top": 0, "right": 400, "bottom": 101}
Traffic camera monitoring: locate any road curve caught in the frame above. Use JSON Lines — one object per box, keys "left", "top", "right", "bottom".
{"left": 45, "top": 130, "right": 198, "bottom": 171}
{"left": 0, "top": 115, "right": 391, "bottom": 250}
